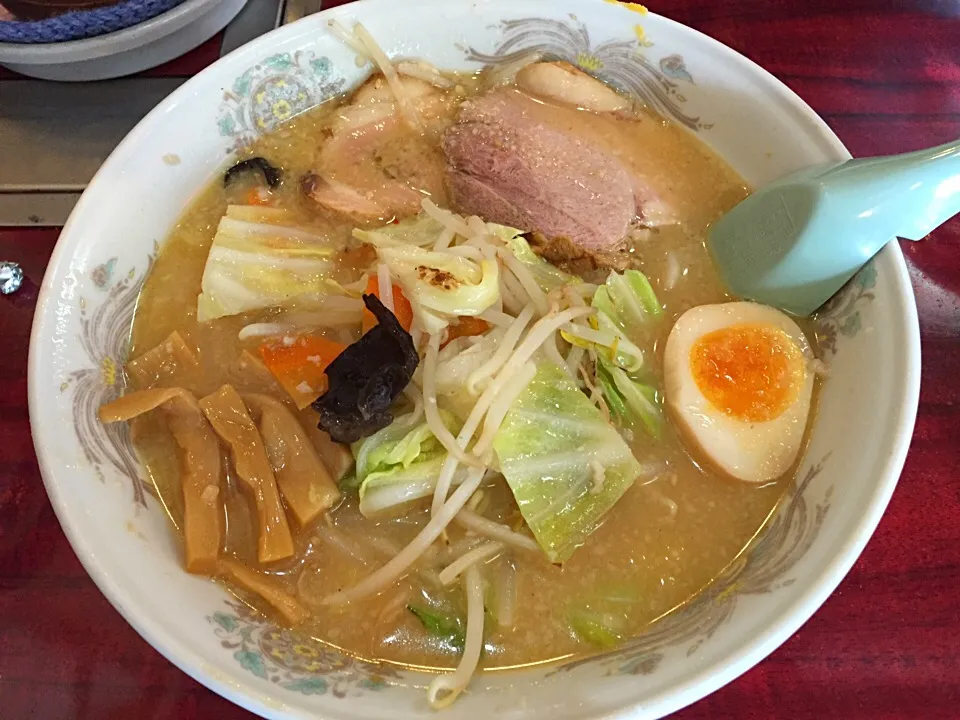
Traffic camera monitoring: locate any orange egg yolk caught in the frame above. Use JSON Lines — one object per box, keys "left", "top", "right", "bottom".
{"left": 690, "top": 324, "right": 805, "bottom": 423}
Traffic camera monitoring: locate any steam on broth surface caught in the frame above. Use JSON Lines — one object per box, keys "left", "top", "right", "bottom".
{"left": 103, "top": 30, "right": 820, "bottom": 709}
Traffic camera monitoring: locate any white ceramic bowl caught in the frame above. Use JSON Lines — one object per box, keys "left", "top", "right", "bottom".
{"left": 28, "top": 1, "right": 921, "bottom": 717}
{"left": 0, "top": 0, "right": 247, "bottom": 81}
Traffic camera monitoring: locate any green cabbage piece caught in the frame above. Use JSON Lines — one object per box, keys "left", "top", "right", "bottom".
{"left": 433, "top": 328, "right": 508, "bottom": 421}
{"left": 376, "top": 245, "right": 500, "bottom": 334}
{"left": 593, "top": 269, "right": 662, "bottom": 333}
{"left": 590, "top": 270, "right": 664, "bottom": 438}
{"left": 352, "top": 410, "right": 467, "bottom": 516}
{"left": 560, "top": 270, "right": 660, "bottom": 374}
{"left": 353, "top": 213, "right": 447, "bottom": 248}
{"left": 360, "top": 457, "right": 474, "bottom": 516}
{"left": 196, "top": 208, "right": 337, "bottom": 321}
{"left": 355, "top": 213, "right": 521, "bottom": 249}
{"left": 352, "top": 413, "right": 442, "bottom": 483}
{"left": 568, "top": 610, "right": 623, "bottom": 648}
{"left": 596, "top": 361, "right": 663, "bottom": 440}
{"left": 408, "top": 605, "right": 465, "bottom": 653}
{"left": 492, "top": 364, "right": 646, "bottom": 563}
{"left": 505, "top": 235, "right": 580, "bottom": 292}
{"left": 567, "top": 583, "right": 640, "bottom": 648}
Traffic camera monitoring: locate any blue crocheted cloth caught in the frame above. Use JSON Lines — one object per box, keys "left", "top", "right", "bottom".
{"left": 0, "top": 0, "right": 186, "bottom": 44}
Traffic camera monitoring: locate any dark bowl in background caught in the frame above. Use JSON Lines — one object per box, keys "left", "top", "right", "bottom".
{"left": 3, "top": 0, "right": 120, "bottom": 21}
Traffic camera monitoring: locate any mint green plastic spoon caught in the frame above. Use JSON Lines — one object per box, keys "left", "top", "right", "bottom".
{"left": 708, "top": 138, "right": 960, "bottom": 316}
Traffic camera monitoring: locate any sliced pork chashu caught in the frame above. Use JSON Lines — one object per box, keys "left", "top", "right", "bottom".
{"left": 303, "top": 75, "right": 459, "bottom": 222}
{"left": 443, "top": 62, "right": 675, "bottom": 269}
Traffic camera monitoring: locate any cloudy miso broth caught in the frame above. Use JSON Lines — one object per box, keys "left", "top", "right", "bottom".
{"left": 120, "top": 62, "right": 814, "bottom": 678}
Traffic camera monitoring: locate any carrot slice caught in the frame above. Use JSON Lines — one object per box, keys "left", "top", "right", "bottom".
{"left": 245, "top": 187, "right": 273, "bottom": 206}
{"left": 443, "top": 316, "right": 490, "bottom": 347}
{"left": 362, "top": 275, "right": 413, "bottom": 333}
{"left": 259, "top": 335, "right": 346, "bottom": 409}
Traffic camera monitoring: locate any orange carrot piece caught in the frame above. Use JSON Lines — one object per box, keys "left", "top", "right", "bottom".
{"left": 245, "top": 187, "right": 273, "bottom": 206}
{"left": 442, "top": 316, "right": 490, "bottom": 347}
{"left": 259, "top": 335, "right": 346, "bottom": 409}
{"left": 361, "top": 275, "right": 413, "bottom": 333}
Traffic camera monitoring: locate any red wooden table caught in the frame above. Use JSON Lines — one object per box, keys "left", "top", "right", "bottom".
{"left": 1, "top": 1, "right": 959, "bottom": 717}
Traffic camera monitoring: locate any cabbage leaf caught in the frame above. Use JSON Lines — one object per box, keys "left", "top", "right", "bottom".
{"left": 505, "top": 235, "right": 580, "bottom": 292}
{"left": 568, "top": 610, "right": 623, "bottom": 648}
{"left": 408, "top": 604, "right": 465, "bottom": 653}
{"left": 359, "top": 456, "right": 473, "bottom": 516}
{"left": 567, "top": 583, "right": 642, "bottom": 648}
{"left": 593, "top": 269, "right": 662, "bottom": 332}
{"left": 352, "top": 410, "right": 467, "bottom": 516}
{"left": 559, "top": 270, "right": 660, "bottom": 374}
{"left": 355, "top": 213, "right": 521, "bottom": 250}
{"left": 589, "top": 270, "right": 665, "bottom": 438}
{"left": 596, "top": 362, "right": 663, "bottom": 440}
{"left": 197, "top": 206, "right": 337, "bottom": 322}
{"left": 493, "top": 364, "right": 645, "bottom": 562}
{"left": 433, "top": 329, "right": 507, "bottom": 420}
{"left": 354, "top": 213, "right": 447, "bottom": 248}
{"left": 376, "top": 245, "right": 500, "bottom": 334}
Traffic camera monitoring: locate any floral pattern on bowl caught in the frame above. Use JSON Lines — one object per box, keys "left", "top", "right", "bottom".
{"left": 464, "top": 16, "right": 709, "bottom": 131}
{"left": 817, "top": 262, "right": 878, "bottom": 356}
{"left": 59, "top": 250, "right": 155, "bottom": 506}
{"left": 210, "top": 601, "right": 400, "bottom": 697}
{"left": 217, "top": 50, "right": 345, "bottom": 151}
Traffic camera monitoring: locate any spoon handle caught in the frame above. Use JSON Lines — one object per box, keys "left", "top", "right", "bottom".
{"left": 820, "top": 138, "right": 960, "bottom": 242}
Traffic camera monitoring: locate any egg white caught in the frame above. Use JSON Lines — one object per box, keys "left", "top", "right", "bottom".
{"left": 663, "top": 302, "right": 815, "bottom": 483}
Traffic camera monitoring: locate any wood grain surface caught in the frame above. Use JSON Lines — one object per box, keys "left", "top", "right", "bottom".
{"left": 0, "top": 0, "right": 958, "bottom": 717}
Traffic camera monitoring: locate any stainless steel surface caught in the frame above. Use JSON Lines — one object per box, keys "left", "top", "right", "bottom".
{"left": 0, "top": 191, "right": 84, "bottom": 227}
{"left": 0, "top": 79, "right": 185, "bottom": 192}
{"left": 220, "top": 0, "right": 285, "bottom": 56}
{"left": 0, "top": 79, "right": 184, "bottom": 225}
{"left": 284, "top": 0, "right": 324, "bottom": 24}
{"left": 0, "top": 0, "right": 301, "bottom": 226}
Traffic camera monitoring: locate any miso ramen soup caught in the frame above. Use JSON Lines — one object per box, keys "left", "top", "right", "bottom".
{"left": 99, "top": 28, "right": 821, "bottom": 709}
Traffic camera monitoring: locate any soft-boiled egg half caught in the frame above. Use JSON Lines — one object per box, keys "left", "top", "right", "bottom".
{"left": 663, "top": 302, "right": 815, "bottom": 483}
